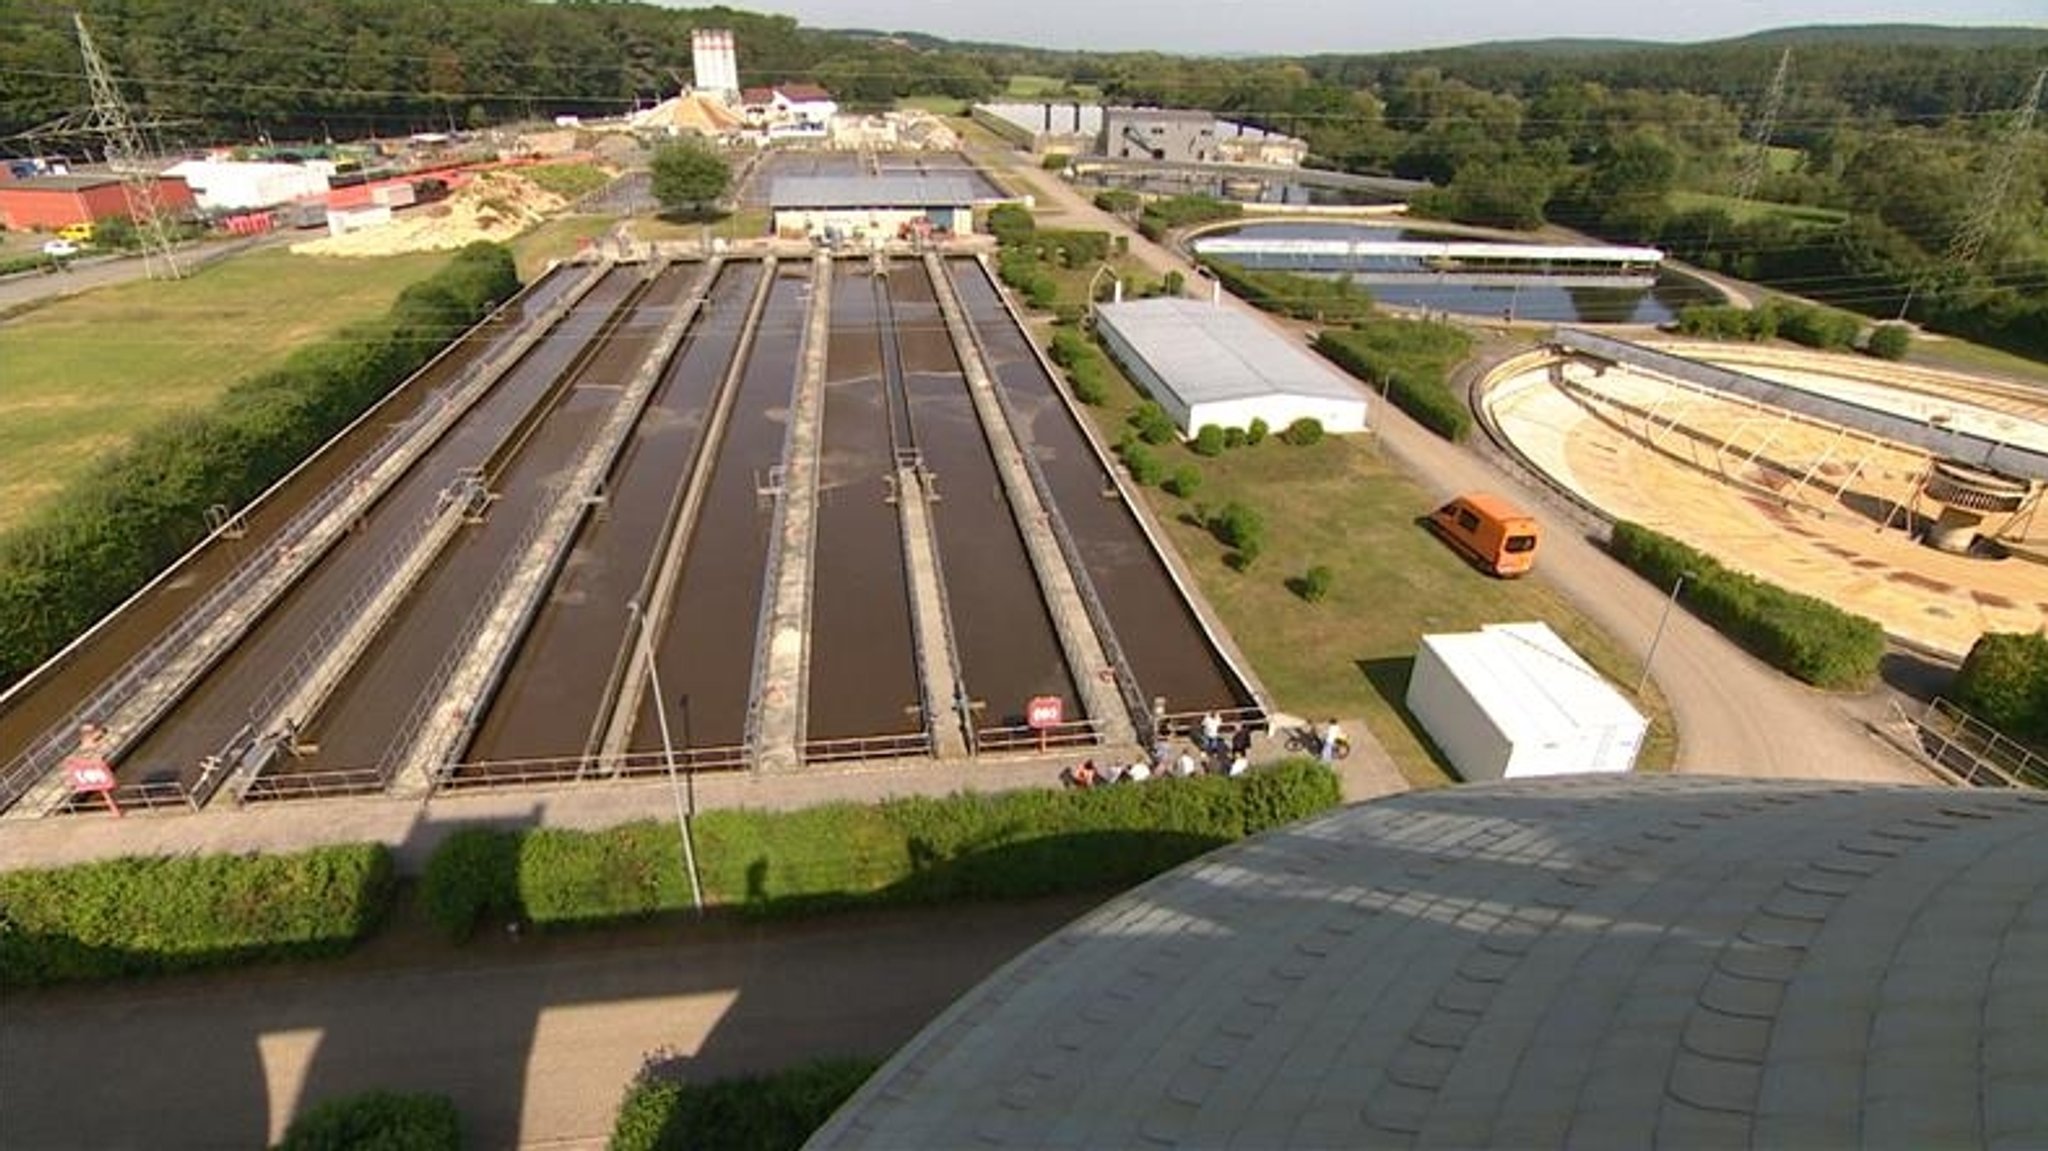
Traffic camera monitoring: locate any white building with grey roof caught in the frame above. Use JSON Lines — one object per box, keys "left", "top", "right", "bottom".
{"left": 769, "top": 175, "right": 975, "bottom": 242}
{"left": 1094, "top": 296, "right": 1369, "bottom": 437}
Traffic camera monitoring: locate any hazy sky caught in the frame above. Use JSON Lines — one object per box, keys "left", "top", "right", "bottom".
{"left": 725, "top": 0, "right": 2046, "bottom": 54}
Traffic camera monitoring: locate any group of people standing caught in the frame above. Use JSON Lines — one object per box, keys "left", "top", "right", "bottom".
{"left": 1061, "top": 712, "right": 1254, "bottom": 789}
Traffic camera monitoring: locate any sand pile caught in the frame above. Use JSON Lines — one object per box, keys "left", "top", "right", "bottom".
{"left": 291, "top": 170, "right": 566, "bottom": 257}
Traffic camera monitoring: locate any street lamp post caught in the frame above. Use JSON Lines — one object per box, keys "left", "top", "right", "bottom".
{"left": 1636, "top": 571, "right": 1695, "bottom": 697}
{"left": 628, "top": 600, "right": 704, "bottom": 916}
{"left": 1086, "top": 263, "right": 1122, "bottom": 323}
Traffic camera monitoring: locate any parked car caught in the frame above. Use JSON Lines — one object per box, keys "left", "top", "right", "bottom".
{"left": 41, "top": 239, "right": 79, "bottom": 258}
{"left": 1426, "top": 493, "right": 1541, "bottom": 577}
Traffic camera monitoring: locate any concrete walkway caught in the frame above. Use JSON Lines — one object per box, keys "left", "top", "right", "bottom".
{"left": 0, "top": 893, "right": 1102, "bottom": 1149}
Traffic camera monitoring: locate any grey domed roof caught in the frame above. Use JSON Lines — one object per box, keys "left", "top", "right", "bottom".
{"left": 810, "top": 775, "right": 2048, "bottom": 1149}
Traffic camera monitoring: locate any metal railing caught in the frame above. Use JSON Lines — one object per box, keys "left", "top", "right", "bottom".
{"left": 0, "top": 269, "right": 601, "bottom": 815}
{"left": 433, "top": 745, "right": 751, "bottom": 792}
{"left": 1903, "top": 697, "right": 2046, "bottom": 789}
{"left": 55, "top": 778, "right": 194, "bottom": 817}
{"left": 238, "top": 765, "right": 387, "bottom": 804}
{"left": 800, "top": 730, "right": 933, "bottom": 765}
{"left": 974, "top": 717, "right": 1103, "bottom": 755}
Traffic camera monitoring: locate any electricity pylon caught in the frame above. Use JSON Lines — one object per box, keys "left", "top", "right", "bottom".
{"left": 1945, "top": 67, "right": 2046, "bottom": 271}
{"left": 1734, "top": 49, "right": 1792, "bottom": 202}
{"left": 73, "top": 12, "right": 182, "bottom": 280}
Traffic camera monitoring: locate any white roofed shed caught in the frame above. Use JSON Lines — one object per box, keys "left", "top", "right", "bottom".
{"left": 1405, "top": 621, "right": 1646, "bottom": 781}
{"left": 1094, "top": 297, "right": 1368, "bottom": 437}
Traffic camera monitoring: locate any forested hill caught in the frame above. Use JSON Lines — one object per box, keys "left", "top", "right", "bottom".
{"left": 1304, "top": 28, "right": 2048, "bottom": 122}
{"left": 0, "top": 0, "right": 988, "bottom": 142}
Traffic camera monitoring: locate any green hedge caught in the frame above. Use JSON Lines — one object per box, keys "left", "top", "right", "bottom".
{"left": 276, "top": 1090, "right": 462, "bottom": 1151}
{"left": 1137, "top": 195, "right": 1241, "bottom": 240}
{"left": 1314, "top": 321, "right": 1475, "bottom": 442}
{"left": 611, "top": 1058, "right": 878, "bottom": 1151}
{"left": 0, "top": 843, "right": 394, "bottom": 987}
{"left": 0, "top": 241, "right": 520, "bottom": 683}
{"left": 421, "top": 761, "right": 1341, "bottom": 939}
{"left": 1951, "top": 632, "right": 2048, "bottom": 746}
{"left": 1608, "top": 521, "right": 1885, "bottom": 689}
{"left": 1199, "top": 258, "right": 1374, "bottom": 324}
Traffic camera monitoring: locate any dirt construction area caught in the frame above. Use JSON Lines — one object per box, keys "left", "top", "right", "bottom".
{"left": 1486, "top": 341, "right": 2048, "bottom": 659}
{"left": 291, "top": 170, "right": 567, "bottom": 257}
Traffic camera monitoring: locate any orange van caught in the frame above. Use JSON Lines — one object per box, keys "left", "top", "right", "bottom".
{"left": 1428, "top": 493, "right": 1540, "bottom": 577}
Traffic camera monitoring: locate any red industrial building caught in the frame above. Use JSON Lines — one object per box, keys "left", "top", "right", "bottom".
{"left": 0, "top": 173, "right": 197, "bottom": 231}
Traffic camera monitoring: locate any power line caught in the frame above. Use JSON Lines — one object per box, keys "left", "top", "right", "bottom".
{"left": 72, "top": 13, "right": 181, "bottom": 281}
{"left": 1944, "top": 67, "right": 2046, "bottom": 272}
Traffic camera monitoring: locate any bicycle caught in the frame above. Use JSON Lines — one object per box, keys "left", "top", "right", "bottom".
{"left": 1284, "top": 724, "right": 1351, "bottom": 761}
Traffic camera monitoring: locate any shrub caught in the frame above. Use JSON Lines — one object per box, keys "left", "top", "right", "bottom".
{"left": 1209, "top": 501, "right": 1264, "bottom": 551}
{"left": 1313, "top": 322, "right": 1475, "bottom": 442}
{"left": 1191, "top": 424, "right": 1226, "bottom": 457}
{"left": 1298, "top": 564, "right": 1334, "bottom": 603}
{"left": 1768, "top": 300, "right": 1862, "bottom": 350}
{"left": 1199, "top": 259, "right": 1374, "bottom": 324}
{"left": 1040, "top": 152, "right": 1071, "bottom": 171}
{"left": 1223, "top": 426, "right": 1247, "bottom": 449}
{"left": 1067, "top": 360, "right": 1108, "bottom": 405}
{"left": 1675, "top": 304, "right": 1760, "bottom": 340}
{"left": 1246, "top": 417, "right": 1269, "bottom": 445}
{"left": 1036, "top": 229, "right": 1110, "bottom": 267}
{"left": 1164, "top": 465, "right": 1202, "bottom": 498}
{"left": 611, "top": 1058, "right": 879, "bottom": 1151}
{"left": 1093, "top": 189, "right": 1141, "bottom": 216}
{"left": 1608, "top": 521, "right": 1884, "bottom": 689}
{"left": 1129, "top": 401, "right": 1178, "bottom": 445}
{"left": 1048, "top": 329, "right": 1090, "bottom": 369}
{"left": 1137, "top": 195, "right": 1242, "bottom": 241}
{"left": 1279, "top": 417, "right": 1324, "bottom": 446}
{"left": 1866, "top": 322, "right": 1912, "bottom": 361}
{"left": 421, "top": 828, "right": 520, "bottom": 940}
{"left": 1120, "top": 441, "right": 1165, "bottom": 486}
{"left": 421, "top": 762, "right": 1341, "bottom": 930}
{"left": 0, "top": 844, "right": 394, "bottom": 987}
{"left": 985, "top": 202, "right": 1035, "bottom": 248}
{"left": 276, "top": 1090, "right": 461, "bottom": 1151}
{"left": 1951, "top": 632, "right": 2048, "bottom": 745}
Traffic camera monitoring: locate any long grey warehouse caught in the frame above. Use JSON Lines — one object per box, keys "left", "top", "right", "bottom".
{"left": 770, "top": 175, "right": 975, "bottom": 242}
{"left": 1094, "top": 296, "right": 1369, "bottom": 436}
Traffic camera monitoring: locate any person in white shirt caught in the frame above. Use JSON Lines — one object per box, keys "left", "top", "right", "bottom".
{"left": 1199, "top": 711, "right": 1223, "bottom": 753}
{"left": 1227, "top": 752, "right": 1249, "bottom": 777}
{"left": 1124, "top": 759, "right": 1152, "bottom": 782}
{"left": 1175, "top": 749, "right": 1200, "bottom": 778}
{"left": 1320, "top": 719, "right": 1345, "bottom": 763}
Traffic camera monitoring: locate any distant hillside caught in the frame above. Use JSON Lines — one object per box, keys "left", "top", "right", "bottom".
{"left": 1728, "top": 24, "right": 2048, "bottom": 49}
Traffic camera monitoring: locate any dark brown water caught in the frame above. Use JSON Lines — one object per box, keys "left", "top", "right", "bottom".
{"left": 299, "top": 266, "right": 693, "bottom": 772}
{"left": 465, "top": 263, "right": 759, "bottom": 765}
{"left": 890, "top": 262, "right": 1079, "bottom": 731}
{"left": 945, "top": 259, "right": 1253, "bottom": 718}
{"left": 629, "top": 269, "right": 810, "bottom": 753}
{"left": 109, "top": 268, "right": 636, "bottom": 786}
{"left": 803, "top": 264, "right": 921, "bottom": 745}
{"left": 0, "top": 267, "right": 578, "bottom": 770}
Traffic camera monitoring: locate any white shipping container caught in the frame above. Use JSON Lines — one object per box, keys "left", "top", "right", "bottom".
{"left": 371, "top": 182, "right": 417, "bottom": 209}
{"left": 327, "top": 204, "right": 393, "bottom": 236}
{"left": 1405, "top": 621, "right": 1646, "bottom": 782}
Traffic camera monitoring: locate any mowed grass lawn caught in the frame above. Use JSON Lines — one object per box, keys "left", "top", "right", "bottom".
{"left": 1078, "top": 366, "right": 1677, "bottom": 786}
{"left": 0, "top": 247, "right": 454, "bottom": 534}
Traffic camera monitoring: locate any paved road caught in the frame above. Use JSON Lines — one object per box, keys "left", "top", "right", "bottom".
{"left": 987, "top": 145, "right": 1931, "bottom": 785}
{"left": 0, "top": 894, "right": 1100, "bottom": 1149}
{"left": 0, "top": 234, "right": 279, "bottom": 316}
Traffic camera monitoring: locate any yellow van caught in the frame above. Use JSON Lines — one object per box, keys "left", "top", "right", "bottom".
{"left": 57, "top": 222, "right": 95, "bottom": 244}
{"left": 1428, "top": 493, "right": 1540, "bottom": 577}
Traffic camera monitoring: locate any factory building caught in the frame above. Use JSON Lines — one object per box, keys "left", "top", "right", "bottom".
{"left": 1093, "top": 296, "right": 1368, "bottom": 436}
{"left": 0, "top": 173, "right": 197, "bottom": 231}
{"left": 769, "top": 175, "right": 973, "bottom": 243}
{"left": 972, "top": 103, "right": 1306, "bottom": 167}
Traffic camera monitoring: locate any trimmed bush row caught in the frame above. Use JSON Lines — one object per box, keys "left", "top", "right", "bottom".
{"left": 1314, "top": 322, "right": 1475, "bottom": 442}
{"left": 0, "top": 843, "right": 394, "bottom": 988}
{"left": 1608, "top": 521, "right": 1885, "bottom": 689}
{"left": 1047, "top": 328, "right": 1111, "bottom": 405}
{"left": 1952, "top": 632, "right": 2048, "bottom": 747}
{"left": 1676, "top": 298, "right": 1904, "bottom": 358}
{"left": 1136, "top": 194, "right": 1241, "bottom": 241}
{"left": 276, "top": 1090, "right": 462, "bottom": 1151}
{"left": 612, "top": 1058, "right": 879, "bottom": 1151}
{"left": 0, "top": 241, "right": 521, "bottom": 684}
{"left": 1199, "top": 258, "right": 1374, "bottom": 325}
{"left": 422, "top": 760, "right": 1343, "bottom": 940}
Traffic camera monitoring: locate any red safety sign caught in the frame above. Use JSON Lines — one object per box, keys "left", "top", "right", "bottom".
{"left": 1026, "top": 696, "right": 1064, "bottom": 729}
{"left": 65, "top": 757, "right": 115, "bottom": 792}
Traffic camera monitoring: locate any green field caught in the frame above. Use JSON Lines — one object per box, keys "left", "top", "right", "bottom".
{"left": 1668, "top": 189, "right": 1848, "bottom": 227}
{"left": 1003, "top": 74, "right": 1102, "bottom": 101}
{"left": 0, "top": 247, "right": 453, "bottom": 534}
{"left": 1075, "top": 354, "right": 1677, "bottom": 785}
